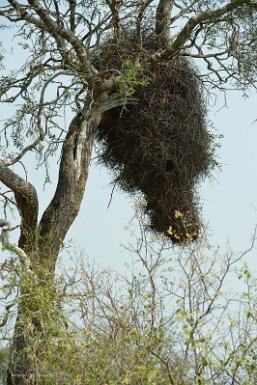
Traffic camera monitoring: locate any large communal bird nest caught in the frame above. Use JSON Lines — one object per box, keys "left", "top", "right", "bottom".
{"left": 95, "top": 35, "right": 215, "bottom": 244}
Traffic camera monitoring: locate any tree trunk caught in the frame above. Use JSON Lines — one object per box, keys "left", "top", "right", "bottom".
{"left": 2, "top": 92, "right": 132, "bottom": 384}
{"left": 6, "top": 110, "right": 94, "bottom": 385}
{"left": 38, "top": 112, "right": 94, "bottom": 274}
{"left": 6, "top": 276, "right": 60, "bottom": 385}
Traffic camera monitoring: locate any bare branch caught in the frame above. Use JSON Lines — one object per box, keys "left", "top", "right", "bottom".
{"left": 101, "top": 0, "right": 122, "bottom": 67}
{"left": 0, "top": 163, "right": 38, "bottom": 250}
{"left": 68, "top": 0, "right": 76, "bottom": 32}
{"left": 156, "top": 0, "right": 175, "bottom": 47}
{"left": 153, "top": 0, "right": 257, "bottom": 60}
{"left": 4, "top": 138, "right": 43, "bottom": 167}
{"left": 26, "top": 0, "right": 89, "bottom": 70}
{"left": 0, "top": 219, "right": 31, "bottom": 268}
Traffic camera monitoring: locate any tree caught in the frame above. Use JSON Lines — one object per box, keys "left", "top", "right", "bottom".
{"left": 1, "top": 211, "right": 257, "bottom": 385}
{"left": 0, "top": 1, "right": 256, "bottom": 384}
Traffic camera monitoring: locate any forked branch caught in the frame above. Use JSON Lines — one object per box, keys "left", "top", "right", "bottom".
{"left": 0, "top": 163, "right": 38, "bottom": 251}
{"left": 153, "top": 0, "right": 257, "bottom": 60}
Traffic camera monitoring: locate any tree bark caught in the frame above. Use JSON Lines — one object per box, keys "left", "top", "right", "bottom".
{"left": 0, "top": 163, "right": 38, "bottom": 253}
{"left": 5, "top": 110, "right": 94, "bottom": 385}
{"left": 156, "top": 0, "right": 174, "bottom": 47}
{"left": 38, "top": 113, "right": 94, "bottom": 273}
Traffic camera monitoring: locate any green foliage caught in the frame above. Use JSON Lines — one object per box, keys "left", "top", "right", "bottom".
{"left": 118, "top": 58, "right": 149, "bottom": 97}
{"left": 1, "top": 230, "right": 257, "bottom": 384}
{"left": 0, "top": 346, "right": 8, "bottom": 383}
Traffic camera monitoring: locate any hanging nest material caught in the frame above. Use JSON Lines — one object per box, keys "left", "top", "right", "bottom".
{"left": 95, "top": 35, "right": 215, "bottom": 244}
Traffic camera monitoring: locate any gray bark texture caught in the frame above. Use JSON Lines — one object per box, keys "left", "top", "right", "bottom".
{"left": 4, "top": 112, "right": 94, "bottom": 385}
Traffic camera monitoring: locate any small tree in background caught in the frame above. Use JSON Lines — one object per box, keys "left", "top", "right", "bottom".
{"left": 0, "top": 1, "right": 256, "bottom": 384}
{"left": 1, "top": 211, "right": 257, "bottom": 385}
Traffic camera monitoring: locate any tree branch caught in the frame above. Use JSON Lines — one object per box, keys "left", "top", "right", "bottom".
{"left": 156, "top": 0, "right": 175, "bottom": 47}
{"left": 37, "top": 111, "right": 92, "bottom": 268}
{"left": 7, "top": 0, "right": 71, "bottom": 65}
{"left": 26, "top": 0, "right": 90, "bottom": 71}
{"left": 101, "top": 0, "right": 121, "bottom": 67}
{"left": 0, "top": 219, "right": 31, "bottom": 269}
{"left": 68, "top": 0, "right": 76, "bottom": 33}
{"left": 153, "top": 0, "right": 257, "bottom": 60}
{"left": 0, "top": 163, "right": 38, "bottom": 251}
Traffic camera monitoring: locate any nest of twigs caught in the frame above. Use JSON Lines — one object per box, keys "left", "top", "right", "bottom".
{"left": 95, "top": 34, "right": 215, "bottom": 244}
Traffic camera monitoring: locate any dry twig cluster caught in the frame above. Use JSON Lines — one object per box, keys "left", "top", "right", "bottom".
{"left": 95, "top": 35, "right": 215, "bottom": 244}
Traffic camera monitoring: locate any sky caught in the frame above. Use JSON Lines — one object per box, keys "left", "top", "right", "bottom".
{"left": 201, "top": 92, "right": 257, "bottom": 251}
{"left": 0, "top": 19, "right": 257, "bottom": 274}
